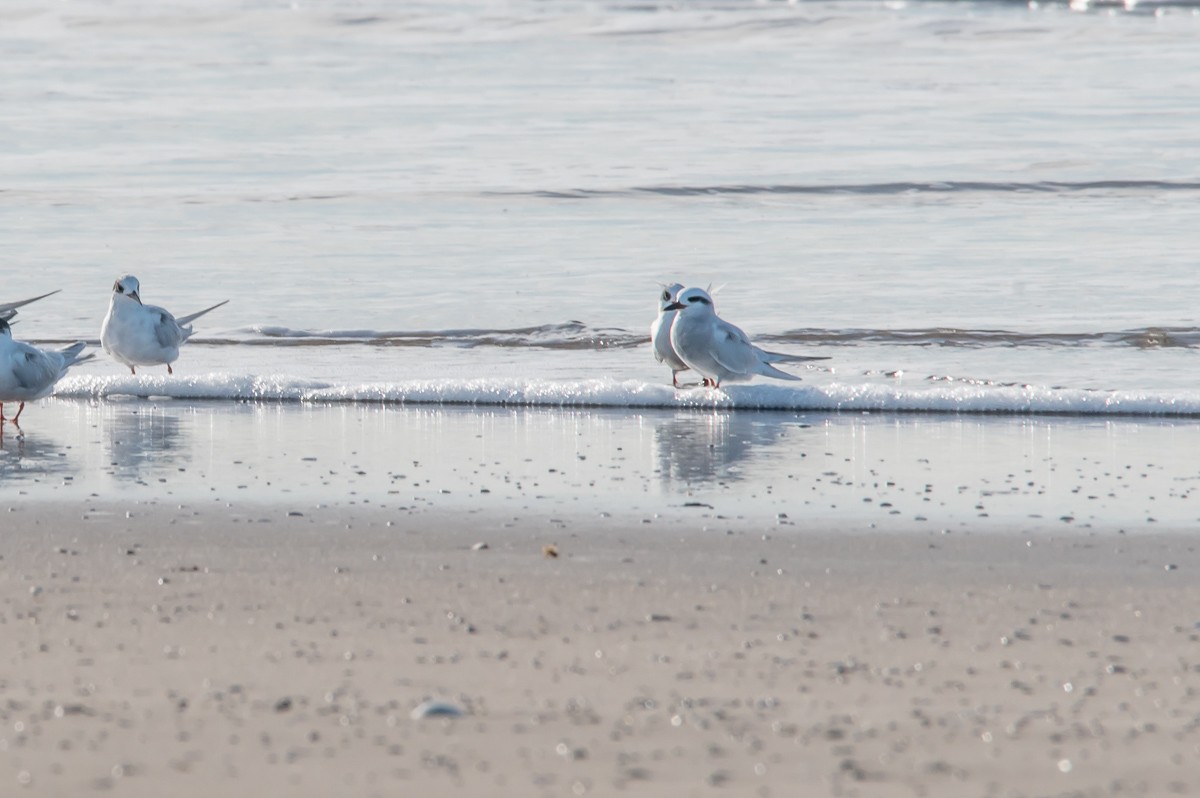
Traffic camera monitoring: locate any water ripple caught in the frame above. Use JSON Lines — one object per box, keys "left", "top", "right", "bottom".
{"left": 492, "top": 179, "right": 1200, "bottom": 200}
{"left": 36, "top": 324, "right": 1200, "bottom": 352}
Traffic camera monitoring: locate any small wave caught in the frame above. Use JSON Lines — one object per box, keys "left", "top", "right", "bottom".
{"left": 495, "top": 179, "right": 1200, "bottom": 200}
{"left": 759, "top": 326, "right": 1200, "bottom": 349}
{"left": 34, "top": 324, "right": 1200, "bottom": 352}
{"left": 53, "top": 374, "right": 1200, "bottom": 417}
{"left": 226, "top": 322, "right": 644, "bottom": 350}
{"left": 229, "top": 324, "right": 1200, "bottom": 351}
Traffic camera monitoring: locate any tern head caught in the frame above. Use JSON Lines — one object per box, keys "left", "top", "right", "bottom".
{"left": 665, "top": 286, "right": 716, "bottom": 316}
{"left": 112, "top": 274, "right": 142, "bottom": 305}
{"left": 657, "top": 282, "right": 685, "bottom": 313}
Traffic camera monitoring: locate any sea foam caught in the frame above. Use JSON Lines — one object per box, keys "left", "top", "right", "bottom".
{"left": 53, "top": 373, "right": 1200, "bottom": 416}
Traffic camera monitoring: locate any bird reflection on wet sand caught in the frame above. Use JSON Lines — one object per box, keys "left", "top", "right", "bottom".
{"left": 0, "top": 428, "right": 77, "bottom": 485}
{"left": 103, "top": 407, "right": 189, "bottom": 483}
{"left": 652, "top": 412, "right": 811, "bottom": 485}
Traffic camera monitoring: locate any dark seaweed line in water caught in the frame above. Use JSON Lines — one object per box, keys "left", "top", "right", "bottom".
{"left": 211, "top": 336, "right": 639, "bottom": 351}
{"left": 32, "top": 337, "right": 642, "bottom": 351}
{"left": 34, "top": 326, "right": 1200, "bottom": 351}
{"left": 493, "top": 179, "right": 1200, "bottom": 200}
{"left": 759, "top": 327, "right": 1200, "bottom": 349}
{"left": 226, "top": 326, "right": 1200, "bottom": 350}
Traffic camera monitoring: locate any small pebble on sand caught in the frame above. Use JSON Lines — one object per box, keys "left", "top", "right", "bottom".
{"left": 410, "top": 700, "right": 465, "bottom": 720}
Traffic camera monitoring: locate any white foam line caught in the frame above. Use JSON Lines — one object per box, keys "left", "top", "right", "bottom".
{"left": 52, "top": 374, "right": 1200, "bottom": 416}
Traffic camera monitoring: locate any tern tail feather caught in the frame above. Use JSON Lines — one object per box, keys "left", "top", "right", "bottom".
{"left": 175, "top": 299, "right": 229, "bottom": 327}
{"left": 754, "top": 361, "right": 803, "bottom": 381}
{"left": 756, "top": 348, "right": 831, "bottom": 364}
{"left": 57, "top": 342, "right": 94, "bottom": 368}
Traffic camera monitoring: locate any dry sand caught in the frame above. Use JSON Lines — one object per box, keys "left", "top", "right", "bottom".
{"left": 2, "top": 500, "right": 1199, "bottom": 797}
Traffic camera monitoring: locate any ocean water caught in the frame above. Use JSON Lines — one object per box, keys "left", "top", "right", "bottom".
{"left": 4, "top": 0, "right": 1200, "bottom": 414}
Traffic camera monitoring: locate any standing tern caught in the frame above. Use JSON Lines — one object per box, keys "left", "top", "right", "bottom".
{"left": 0, "top": 316, "right": 93, "bottom": 428}
{"left": 666, "top": 286, "right": 828, "bottom": 387}
{"left": 100, "top": 275, "right": 228, "bottom": 375}
{"left": 651, "top": 282, "right": 688, "bottom": 387}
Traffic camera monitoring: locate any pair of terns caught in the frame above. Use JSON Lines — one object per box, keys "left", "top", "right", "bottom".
{"left": 652, "top": 284, "right": 827, "bottom": 388}
{"left": 0, "top": 277, "right": 226, "bottom": 428}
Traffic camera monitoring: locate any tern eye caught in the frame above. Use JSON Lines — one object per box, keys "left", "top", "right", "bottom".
{"left": 688, "top": 296, "right": 710, "bottom": 305}
{"left": 661, "top": 290, "right": 671, "bottom": 302}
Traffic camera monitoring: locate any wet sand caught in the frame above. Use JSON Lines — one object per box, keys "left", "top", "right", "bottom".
{"left": 5, "top": 402, "right": 1200, "bottom": 795}
{"left": 3, "top": 498, "right": 1200, "bottom": 797}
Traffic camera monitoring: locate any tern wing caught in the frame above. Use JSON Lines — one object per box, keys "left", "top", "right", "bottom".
{"left": 152, "top": 309, "right": 186, "bottom": 350}
{"left": 9, "top": 342, "right": 62, "bottom": 392}
{"left": 708, "top": 319, "right": 760, "bottom": 377}
{"left": 137, "top": 302, "right": 191, "bottom": 350}
{"left": 0, "top": 290, "right": 60, "bottom": 321}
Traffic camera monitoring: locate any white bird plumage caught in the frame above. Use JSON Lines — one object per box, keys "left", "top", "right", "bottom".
{"left": 666, "top": 286, "right": 829, "bottom": 387}
{"left": 651, "top": 282, "right": 688, "bottom": 387}
{"left": 100, "top": 275, "right": 228, "bottom": 375}
{"left": 0, "top": 316, "right": 93, "bottom": 428}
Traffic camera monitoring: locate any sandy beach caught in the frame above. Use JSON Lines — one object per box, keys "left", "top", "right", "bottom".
{"left": 6, "top": 0, "right": 1200, "bottom": 792}
{"left": 4, "top": 441, "right": 1200, "bottom": 797}
{"left": 4, "top": 402, "right": 1200, "bottom": 796}
{"left": 5, "top": 0, "right": 1200, "bottom": 793}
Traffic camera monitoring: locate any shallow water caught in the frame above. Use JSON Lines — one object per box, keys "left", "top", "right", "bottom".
{"left": 6, "top": 401, "right": 1200, "bottom": 533}
{"left": 4, "top": 0, "right": 1200, "bottom": 413}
